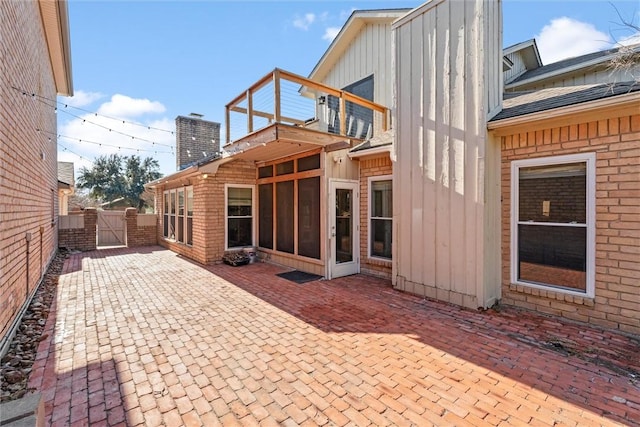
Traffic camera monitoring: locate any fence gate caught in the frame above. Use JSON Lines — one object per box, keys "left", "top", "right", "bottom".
{"left": 97, "top": 210, "right": 126, "bottom": 246}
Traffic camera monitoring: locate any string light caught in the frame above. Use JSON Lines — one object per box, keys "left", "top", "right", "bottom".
{"left": 35, "top": 128, "right": 174, "bottom": 154}
{"left": 58, "top": 142, "right": 93, "bottom": 165}
{"left": 11, "top": 85, "right": 176, "bottom": 135}
{"left": 12, "top": 85, "right": 175, "bottom": 148}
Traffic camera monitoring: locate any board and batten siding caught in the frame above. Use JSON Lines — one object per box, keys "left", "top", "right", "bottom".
{"left": 503, "top": 51, "right": 528, "bottom": 84}
{"left": 392, "top": 0, "right": 502, "bottom": 309}
{"left": 321, "top": 22, "right": 394, "bottom": 107}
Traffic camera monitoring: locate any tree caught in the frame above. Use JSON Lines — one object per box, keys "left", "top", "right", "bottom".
{"left": 77, "top": 154, "right": 162, "bottom": 211}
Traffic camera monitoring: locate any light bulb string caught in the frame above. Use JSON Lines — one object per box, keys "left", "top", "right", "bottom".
{"left": 12, "top": 85, "right": 175, "bottom": 148}
{"left": 11, "top": 85, "right": 176, "bottom": 135}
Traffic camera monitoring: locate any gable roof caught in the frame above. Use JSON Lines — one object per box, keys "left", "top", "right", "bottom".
{"left": 506, "top": 43, "right": 640, "bottom": 90}
{"left": 490, "top": 81, "right": 640, "bottom": 122}
{"left": 308, "top": 9, "right": 411, "bottom": 82}
{"left": 503, "top": 38, "right": 542, "bottom": 71}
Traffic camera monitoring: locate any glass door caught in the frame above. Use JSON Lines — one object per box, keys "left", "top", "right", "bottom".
{"left": 329, "top": 180, "right": 359, "bottom": 278}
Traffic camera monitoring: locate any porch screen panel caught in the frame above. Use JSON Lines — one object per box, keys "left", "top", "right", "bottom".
{"left": 259, "top": 184, "right": 273, "bottom": 249}
{"left": 276, "top": 181, "right": 294, "bottom": 253}
{"left": 297, "top": 177, "right": 320, "bottom": 259}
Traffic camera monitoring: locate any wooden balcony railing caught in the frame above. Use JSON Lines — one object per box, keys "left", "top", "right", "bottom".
{"left": 225, "top": 68, "right": 389, "bottom": 145}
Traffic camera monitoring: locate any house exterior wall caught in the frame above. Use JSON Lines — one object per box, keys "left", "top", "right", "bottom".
{"left": 359, "top": 155, "right": 393, "bottom": 278}
{"left": 156, "top": 160, "right": 256, "bottom": 265}
{"left": 500, "top": 113, "right": 640, "bottom": 335}
{"left": 320, "top": 22, "right": 394, "bottom": 107}
{"left": 0, "top": 1, "right": 61, "bottom": 345}
{"left": 392, "top": 0, "right": 503, "bottom": 309}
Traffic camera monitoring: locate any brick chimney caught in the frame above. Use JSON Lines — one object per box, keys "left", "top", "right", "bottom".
{"left": 175, "top": 113, "right": 221, "bottom": 170}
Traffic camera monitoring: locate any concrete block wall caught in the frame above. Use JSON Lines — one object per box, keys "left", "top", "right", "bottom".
{"left": 501, "top": 113, "right": 640, "bottom": 335}
{"left": 359, "top": 155, "right": 393, "bottom": 279}
{"left": 0, "top": 1, "right": 60, "bottom": 343}
{"left": 58, "top": 209, "right": 97, "bottom": 252}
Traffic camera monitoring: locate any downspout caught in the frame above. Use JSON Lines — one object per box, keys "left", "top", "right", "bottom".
{"left": 40, "top": 226, "right": 44, "bottom": 278}
{"left": 25, "top": 232, "right": 32, "bottom": 298}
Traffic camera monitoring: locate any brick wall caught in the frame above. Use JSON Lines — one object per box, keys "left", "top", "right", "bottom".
{"left": 175, "top": 115, "right": 221, "bottom": 170}
{"left": 0, "top": 2, "right": 60, "bottom": 343}
{"left": 58, "top": 209, "right": 97, "bottom": 251}
{"left": 156, "top": 160, "right": 256, "bottom": 264}
{"left": 359, "top": 155, "right": 393, "bottom": 278}
{"left": 501, "top": 113, "right": 640, "bottom": 335}
{"left": 125, "top": 208, "right": 157, "bottom": 247}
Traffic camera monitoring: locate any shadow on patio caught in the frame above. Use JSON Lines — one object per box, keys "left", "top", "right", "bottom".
{"left": 30, "top": 247, "right": 639, "bottom": 426}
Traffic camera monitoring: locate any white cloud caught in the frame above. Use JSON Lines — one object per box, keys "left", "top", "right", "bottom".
{"left": 58, "top": 95, "right": 176, "bottom": 177}
{"left": 293, "top": 13, "right": 315, "bottom": 31}
{"left": 536, "top": 17, "right": 612, "bottom": 64}
{"left": 97, "top": 94, "right": 166, "bottom": 118}
{"left": 322, "top": 27, "right": 340, "bottom": 42}
{"left": 618, "top": 31, "right": 640, "bottom": 47}
{"left": 59, "top": 90, "right": 104, "bottom": 108}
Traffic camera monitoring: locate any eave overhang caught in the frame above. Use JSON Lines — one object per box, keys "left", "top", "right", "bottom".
{"left": 39, "top": 0, "right": 73, "bottom": 96}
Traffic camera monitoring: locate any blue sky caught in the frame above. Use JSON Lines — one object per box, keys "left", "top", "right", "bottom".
{"left": 56, "top": 0, "right": 640, "bottom": 176}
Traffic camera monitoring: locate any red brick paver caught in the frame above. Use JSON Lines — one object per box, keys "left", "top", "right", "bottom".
{"left": 29, "top": 247, "right": 639, "bottom": 426}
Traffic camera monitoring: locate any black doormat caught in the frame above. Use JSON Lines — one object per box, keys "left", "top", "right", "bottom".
{"left": 276, "top": 270, "right": 323, "bottom": 284}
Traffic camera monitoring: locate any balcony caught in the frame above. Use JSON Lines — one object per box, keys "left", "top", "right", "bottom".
{"left": 224, "top": 68, "right": 389, "bottom": 162}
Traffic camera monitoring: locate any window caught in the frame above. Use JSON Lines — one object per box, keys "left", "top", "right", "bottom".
{"left": 369, "top": 177, "right": 392, "bottom": 259}
{"left": 226, "top": 185, "right": 253, "bottom": 249}
{"left": 328, "top": 75, "right": 374, "bottom": 139}
{"left": 511, "top": 153, "right": 595, "bottom": 297}
{"left": 177, "top": 189, "right": 185, "bottom": 243}
{"left": 163, "top": 187, "right": 193, "bottom": 245}
{"left": 186, "top": 187, "right": 193, "bottom": 246}
{"left": 169, "top": 191, "right": 176, "bottom": 239}
{"left": 163, "top": 193, "right": 169, "bottom": 238}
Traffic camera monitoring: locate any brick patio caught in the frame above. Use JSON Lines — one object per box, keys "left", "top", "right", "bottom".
{"left": 28, "top": 247, "right": 639, "bottom": 426}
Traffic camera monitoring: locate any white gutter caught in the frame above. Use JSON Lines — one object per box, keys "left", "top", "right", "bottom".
{"left": 348, "top": 144, "right": 391, "bottom": 159}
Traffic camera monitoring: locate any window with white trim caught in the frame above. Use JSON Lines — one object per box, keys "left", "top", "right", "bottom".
{"left": 511, "top": 153, "right": 595, "bottom": 297}
{"left": 163, "top": 187, "right": 193, "bottom": 245}
{"left": 177, "top": 189, "right": 185, "bottom": 243}
{"left": 369, "top": 177, "right": 392, "bottom": 260}
{"left": 226, "top": 185, "right": 254, "bottom": 249}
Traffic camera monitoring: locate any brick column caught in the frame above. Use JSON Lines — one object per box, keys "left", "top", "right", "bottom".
{"left": 83, "top": 208, "right": 97, "bottom": 251}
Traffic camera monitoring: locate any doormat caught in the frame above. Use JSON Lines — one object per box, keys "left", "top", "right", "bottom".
{"left": 276, "top": 270, "right": 323, "bottom": 284}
